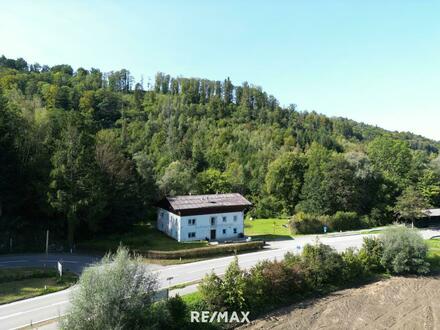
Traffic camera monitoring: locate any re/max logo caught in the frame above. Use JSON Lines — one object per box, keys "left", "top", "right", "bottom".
{"left": 190, "top": 311, "right": 250, "bottom": 323}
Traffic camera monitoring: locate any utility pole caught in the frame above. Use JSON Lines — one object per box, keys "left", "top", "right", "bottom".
{"left": 45, "top": 230, "right": 49, "bottom": 255}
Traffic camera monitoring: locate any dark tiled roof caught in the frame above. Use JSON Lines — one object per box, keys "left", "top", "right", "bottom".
{"left": 167, "top": 193, "right": 252, "bottom": 210}
{"left": 157, "top": 193, "right": 252, "bottom": 215}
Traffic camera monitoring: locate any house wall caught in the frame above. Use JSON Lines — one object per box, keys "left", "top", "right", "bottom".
{"left": 157, "top": 208, "right": 244, "bottom": 242}
{"left": 157, "top": 208, "right": 181, "bottom": 241}
{"left": 181, "top": 211, "right": 244, "bottom": 242}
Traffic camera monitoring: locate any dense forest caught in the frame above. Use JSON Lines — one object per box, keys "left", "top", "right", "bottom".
{"left": 1, "top": 55, "right": 439, "bottom": 249}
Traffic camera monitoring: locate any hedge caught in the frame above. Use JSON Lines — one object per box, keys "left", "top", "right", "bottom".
{"left": 139, "top": 241, "right": 265, "bottom": 259}
{"left": 290, "top": 211, "right": 366, "bottom": 234}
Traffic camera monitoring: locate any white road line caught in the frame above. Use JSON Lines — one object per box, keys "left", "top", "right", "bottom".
{"left": 0, "top": 301, "right": 68, "bottom": 321}
{"left": 0, "top": 261, "right": 29, "bottom": 264}
{"left": 0, "top": 288, "right": 72, "bottom": 310}
{"left": 37, "top": 260, "right": 79, "bottom": 264}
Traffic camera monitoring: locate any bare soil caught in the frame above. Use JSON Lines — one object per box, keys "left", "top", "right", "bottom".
{"left": 242, "top": 276, "right": 440, "bottom": 330}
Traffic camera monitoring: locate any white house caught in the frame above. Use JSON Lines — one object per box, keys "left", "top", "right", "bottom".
{"left": 156, "top": 193, "right": 252, "bottom": 242}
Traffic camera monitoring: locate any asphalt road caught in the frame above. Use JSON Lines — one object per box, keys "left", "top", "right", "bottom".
{"left": 0, "top": 253, "right": 101, "bottom": 274}
{"left": 1, "top": 229, "right": 438, "bottom": 330}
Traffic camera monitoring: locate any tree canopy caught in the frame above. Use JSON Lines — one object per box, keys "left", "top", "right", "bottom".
{"left": 0, "top": 55, "right": 439, "bottom": 248}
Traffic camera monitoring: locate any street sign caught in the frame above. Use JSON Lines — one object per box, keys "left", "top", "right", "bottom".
{"left": 57, "top": 261, "right": 62, "bottom": 277}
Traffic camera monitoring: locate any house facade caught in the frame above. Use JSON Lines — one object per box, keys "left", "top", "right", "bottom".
{"left": 156, "top": 193, "right": 252, "bottom": 242}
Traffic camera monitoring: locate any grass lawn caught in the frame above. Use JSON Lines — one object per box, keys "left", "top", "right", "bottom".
{"left": 78, "top": 221, "right": 208, "bottom": 253}
{"left": 244, "top": 218, "right": 292, "bottom": 240}
{"left": 181, "top": 291, "right": 202, "bottom": 306}
{"left": 0, "top": 267, "right": 77, "bottom": 304}
{"left": 427, "top": 238, "right": 440, "bottom": 272}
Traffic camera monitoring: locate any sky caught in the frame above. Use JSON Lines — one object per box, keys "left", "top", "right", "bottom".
{"left": 1, "top": 1, "right": 439, "bottom": 140}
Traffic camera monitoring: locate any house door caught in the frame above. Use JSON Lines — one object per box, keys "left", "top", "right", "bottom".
{"left": 210, "top": 229, "right": 216, "bottom": 240}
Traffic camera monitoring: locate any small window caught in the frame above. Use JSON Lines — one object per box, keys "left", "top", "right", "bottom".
{"left": 187, "top": 219, "right": 196, "bottom": 226}
{"left": 222, "top": 216, "right": 227, "bottom": 222}
{"left": 233, "top": 215, "right": 237, "bottom": 222}
{"left": 233, "top": 228, "right": 237, "bottom": 234}
{"left": 222, "top": 229, "right": 226, "bottom": 234}
{"left": 188, "top": 232, "right": 196, "bottom": 238}
{"left": 210, "top": 217, "right": 216, "bottom": 225}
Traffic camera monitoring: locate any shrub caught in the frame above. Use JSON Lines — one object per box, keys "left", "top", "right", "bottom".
{"left": 198, "top": 272, "right": 225, "bottom": 311}
{"left": 246, "top": 259, "right": 304, "bottom": 312}
{"left": 300, "top": 242, "right": 344, "bottom": 290}
{"left": 380, "top": 226, "right": 430, "bottom": 274}
{"left": 328, "top": 211, "right": 362, "bottom": 232}
{"left": 61, "top": 246, "right": 158, "bottom": 330}
{"left": 358, "top": 237, "right": 384, "bottom": 273}
{"left": 290, "top": 211, "right": 365, "bottom": 234}
{"left": 290, "top": 212, "right": 326, "bottom": 234}
{"left": 341, "top": 248, "right": 366, "bottom": 282}
{"left": 166, "top": 295, "right": 188, "bottom": 328}
{"left": 221, "top": 256, "right": 247, "bottom": 312}
{"left": 143, "top": 241, "right": 264, "bottom": 259}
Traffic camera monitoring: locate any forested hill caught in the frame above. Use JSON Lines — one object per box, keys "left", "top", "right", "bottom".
{"left": 1, "top": 55, "right": 439, "bottom": 247}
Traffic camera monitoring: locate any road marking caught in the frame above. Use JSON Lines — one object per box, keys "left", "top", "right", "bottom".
{"left": 0, "top": 288, "right": 73, "bottom": 310}
{"left": 0, "top": 260, "right": 29, "bottom": 264}
{"left": 0, "top": 301, "right": 69, "bottom": 321}
{"left": 38, "top": 260, "right": 79, "bottom": 264}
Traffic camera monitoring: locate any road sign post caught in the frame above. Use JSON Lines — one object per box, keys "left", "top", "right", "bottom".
{"left": 45, "top": 230, "right": 49, "bottom": 255}
{"left": 57, "top": 261, "right": 62, "bottom": 277}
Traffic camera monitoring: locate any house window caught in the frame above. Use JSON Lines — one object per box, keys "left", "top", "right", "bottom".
{"left": 188, "top": 232, "right": 196, "bottom": 238}
{"left": 222, "top": 216, "right": 227, "bottom": 222}
{"left": 233, "top": 215, "right": 237, "bottom": 222}
{"left": 188, "top": 219, "right": 196, "bottom": 226}
{"left": 233, "top": 228, "right": 237, "bottom": 234}
{"left": 210, "top": 217, "right": 216, "bottom": 225}
{"left": 222, "top": 229, "right": 226, "bottom": 234}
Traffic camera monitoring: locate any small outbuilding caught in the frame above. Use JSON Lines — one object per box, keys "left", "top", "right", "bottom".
{"left": 416, "top": 208, "right": 440, "bottom": 227}
{"left": 156, "top": 193, "right": 252, "bottom": 242}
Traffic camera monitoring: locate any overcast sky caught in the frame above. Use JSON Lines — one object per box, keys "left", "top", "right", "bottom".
{"left": 1, "top": 0, "right": 439, "bottom": 140}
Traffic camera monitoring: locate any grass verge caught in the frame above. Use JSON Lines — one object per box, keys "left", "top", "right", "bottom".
{"left": 0, "top": 267, "right": 77, "bottom": 304}
{"left": 427, "top": 238, "right": 440, "bottom": 272}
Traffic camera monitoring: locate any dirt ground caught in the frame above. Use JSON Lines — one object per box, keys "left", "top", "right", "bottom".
{"left": 242, "top": 276, "right": 440, "bottom": 330}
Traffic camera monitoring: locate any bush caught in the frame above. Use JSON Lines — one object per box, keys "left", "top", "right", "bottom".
{"left": 380, "top": 227, "right": 430, "bottom": 274}
{"left": 290, "top": 211, "right": 365, "bottom": 234}
{"left": 61, "top": 246, "right": 158, "bottom": 330}
{"left": 166, "top": 295, "right": 187, "bottom": 326}
{"left": 143, "top": 241, "right": 264, "bottom": 259}
{"left": 222, "top": 256, "right": 247, "bottom": 312}
{"left": 290, "top": 212, "right": 326, "bottom": 234}
{"left": 198, "top": 272, "right": 225, "bottom": 311}
{"left": 341, "top": 248, "right": 366, "bottom": 282}
{"left": 300, "top": 243, "right": 344, "bottom": 290}
{"left": 358, "top": 237, "right": 384, "bottom": 273}
{"left": 328, "top": 211, "right": 363, "bottom": 232}
{"left": 146, "top": 295, "right": 189, "bottom": 330}
{"left": 246, "top": 259, "right": 304, "bottom": 312}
